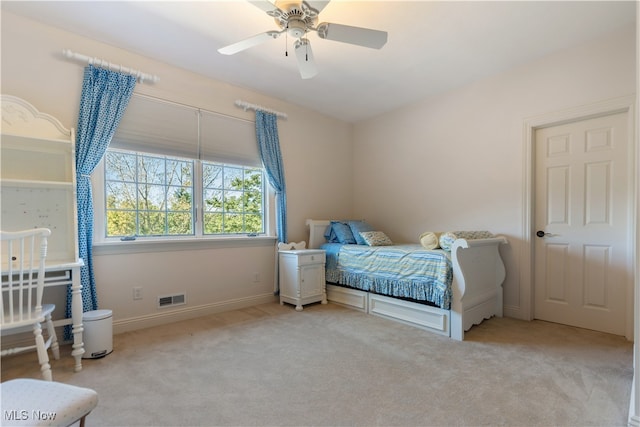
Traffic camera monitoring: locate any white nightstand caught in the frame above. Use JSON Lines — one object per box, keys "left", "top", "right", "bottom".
{"left": 278, "top": 249, "right": 327, "bottom": 311}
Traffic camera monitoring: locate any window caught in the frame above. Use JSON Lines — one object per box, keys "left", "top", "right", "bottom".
{"left": 94, "top": 94, "right": 271, "bottom": 243}
{"left": 104, "top": 150, "right": 266, "bottom": 238}
{"left": 202, "top": 162, "right": 264, "bottom": 235}
{"left": 105, "top": 150, "right": 195, "bottom": 237}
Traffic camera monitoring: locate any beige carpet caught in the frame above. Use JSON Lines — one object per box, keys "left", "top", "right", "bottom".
{"left": 1, "top": 302, "right": 634, "bottom": 426}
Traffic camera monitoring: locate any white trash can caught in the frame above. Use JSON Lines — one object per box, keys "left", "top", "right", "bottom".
{"left": 82, "top": 309, "right": 113, "bottom": 359}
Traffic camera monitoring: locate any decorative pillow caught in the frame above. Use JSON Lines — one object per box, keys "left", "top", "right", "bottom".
{"left": 277, "top": 241, "right": 306, "bottom": 251}
{"left": 439, "top": 231, "right": 495, "bottom": 251}
{"left": 348, "top": 220, "right": 374, "bottom": 245}
{"left": 330, "top": 221, "right": 357, "bottom": 244}
{"left": 419, "top": 231, "right": 440, "bottom": 250}
{"left": 324, "top": 225, "right": 338, "bottom": 243}
{"left": 359, "top": 231, "right": 393, "bottom": 246}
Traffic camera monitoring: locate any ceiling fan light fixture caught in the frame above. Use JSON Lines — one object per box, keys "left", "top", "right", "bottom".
{"left": 286, "top": 19, "right": 307, "bottom": 38}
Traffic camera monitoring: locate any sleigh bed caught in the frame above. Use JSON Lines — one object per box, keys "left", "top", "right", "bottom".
{"left": 306, "top": 220, "right": 508, "bottom": 341}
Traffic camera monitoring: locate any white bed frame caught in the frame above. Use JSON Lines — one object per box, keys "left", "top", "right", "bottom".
{"left": 306, "top": 220, "right": 508, "bottom": 341}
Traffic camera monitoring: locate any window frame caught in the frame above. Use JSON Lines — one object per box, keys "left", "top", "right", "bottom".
{"left": 104, "top": 150, "right": 197, "bottom": 238}
{"left": 92, "top": 150, "right": 276, "bottom": 252}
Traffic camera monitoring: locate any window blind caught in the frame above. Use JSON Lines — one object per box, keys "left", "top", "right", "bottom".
{"left": 111, "top": 94, "right": 260, "bottom": 167}
{"left": 200, "top": 110, "right": 259, "bottom": 167}
{"left": 111, "top": 95, "right": 199, "bottom": 159}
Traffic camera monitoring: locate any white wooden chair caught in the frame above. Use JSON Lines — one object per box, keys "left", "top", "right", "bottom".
{"left": 1, "top": 228, "right": 59, "bottom": 381}
{"left": 0, "top": 378, "right": 98, "bottom": 427}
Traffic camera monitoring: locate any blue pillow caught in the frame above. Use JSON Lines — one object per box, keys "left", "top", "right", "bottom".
{"left": 324, "top": 225, "right": 338, "bottom": 243}
{"left": 330, "top": 221, "right": 357, "bottom": 244}
{"left": 348, "top": 220, "right": 374, "bottom": 245}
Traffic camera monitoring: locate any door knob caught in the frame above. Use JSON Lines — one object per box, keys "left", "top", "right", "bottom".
{"left": 536, "top": 230, "right": 557, "bottom": 238}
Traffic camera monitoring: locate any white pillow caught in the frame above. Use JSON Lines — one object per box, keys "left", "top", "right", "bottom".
{"left": 359, "top": 231, "right": 393, "bottom": 246}
{"left": 419, "top": 231, "right": 441, "bottom": 250}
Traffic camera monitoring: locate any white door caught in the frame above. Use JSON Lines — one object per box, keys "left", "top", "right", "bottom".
{"left": 534, "top": 112, "right": 630, "bottom": 335}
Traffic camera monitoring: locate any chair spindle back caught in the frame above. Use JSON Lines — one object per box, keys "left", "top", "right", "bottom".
{"left": 1, "top": 228, "right": 51, "bottom": 325}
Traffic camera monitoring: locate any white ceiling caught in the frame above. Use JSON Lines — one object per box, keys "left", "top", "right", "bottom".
{"left": 2, "top": 1, "right": 636, "bottom": 123}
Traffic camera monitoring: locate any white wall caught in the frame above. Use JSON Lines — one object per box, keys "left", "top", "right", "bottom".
{"left": 1, "top": 11, "right": 354, "bottom": 331}
{"left": 352, "top": 24, "right": 636, "bottom": 320}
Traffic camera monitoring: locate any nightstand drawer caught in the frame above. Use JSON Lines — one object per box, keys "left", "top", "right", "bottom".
{"left": 298, "top": 252, "right": 325, "bottom": 265}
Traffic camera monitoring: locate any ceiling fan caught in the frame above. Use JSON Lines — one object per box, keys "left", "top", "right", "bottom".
{"left": 217, "top": 0, "right": 388, "bottom": 79}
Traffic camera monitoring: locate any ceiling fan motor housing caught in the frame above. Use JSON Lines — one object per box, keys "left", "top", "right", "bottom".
{"left": 271, "top": 1, "right": 319, "bottom": 38}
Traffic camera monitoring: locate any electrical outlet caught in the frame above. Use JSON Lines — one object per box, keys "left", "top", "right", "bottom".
{"left": 253, "top": 272, "right": 260, "bottom": 283}
{"left": 133, "top": 286, "right": 143, "bottom": 300}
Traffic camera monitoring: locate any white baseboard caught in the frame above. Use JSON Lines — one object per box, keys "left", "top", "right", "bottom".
{"left": 503, "top": 304, "right": 527, "bottom": 320}
{"left": 0, "top": 295, "right": 278, "bottom": 351}
{"left": 113, "top": 293, "right": 277, "bottom": 334}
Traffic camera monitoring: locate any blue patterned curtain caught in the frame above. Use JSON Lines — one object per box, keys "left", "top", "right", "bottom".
{"left": 68, "top": 65, "right": 136, "bottom": 323}
{"left": 255, "top": 111, "right": 287, "bottom": 243}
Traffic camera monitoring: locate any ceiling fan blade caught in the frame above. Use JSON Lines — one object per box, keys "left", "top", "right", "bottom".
{"left": 247, "top": 1, "right": 278, "bottom": 13}
{"left": 218, "top": 31, "right": 282, "bottom": 55}
{"left": 248, "top": 0, "right": 288, "bottom": 22}
{"left": 294, "top": 38, "right": 318, "bottom": 79}
{"left": 305, "top": 1, "right": 330, "bottom": 16}
{"left": 316, "top": 22, "right": 387, "bottom": 49}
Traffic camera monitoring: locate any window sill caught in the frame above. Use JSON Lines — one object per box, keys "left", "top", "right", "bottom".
{"left": 93, "top": 235, "right": 277, "bottom": 256}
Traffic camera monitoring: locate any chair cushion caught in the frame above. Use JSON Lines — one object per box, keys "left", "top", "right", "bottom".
{"left": 0, "top": 378, "right": 98, "bottom": 426}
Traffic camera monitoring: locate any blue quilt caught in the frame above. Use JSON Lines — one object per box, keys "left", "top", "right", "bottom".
{"left": 321, "top": 243, "right": 453, "bottom": 309}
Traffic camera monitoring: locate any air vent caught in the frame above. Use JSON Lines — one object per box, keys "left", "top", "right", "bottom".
{"left": 158, "top": 293, "right": 186, "bottom": 308}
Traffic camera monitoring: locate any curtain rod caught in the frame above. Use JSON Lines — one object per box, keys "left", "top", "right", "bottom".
{"left": 62, "top": 49, "right": 160, "bottom": 84}
{"left": 235, "top": 100, "right": 287, "bottom": 119}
